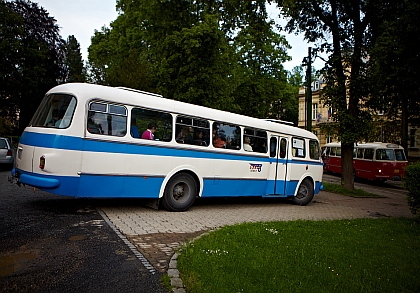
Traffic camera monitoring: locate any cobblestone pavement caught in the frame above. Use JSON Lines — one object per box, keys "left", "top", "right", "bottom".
{"left": 101, "top": 180, "right": 411, "bottom": 273}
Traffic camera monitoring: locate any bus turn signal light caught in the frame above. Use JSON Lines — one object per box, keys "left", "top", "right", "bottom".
{"left": 39, "top": 156, "right": 45, "bottom": 169}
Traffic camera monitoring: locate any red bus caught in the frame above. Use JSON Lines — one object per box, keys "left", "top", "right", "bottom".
{"left": 322, "top": 142, "right": 408, "bottom": 181}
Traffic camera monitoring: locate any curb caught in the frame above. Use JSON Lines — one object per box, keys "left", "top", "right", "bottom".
{"left": 168, "top": 229, "right": 217, "bottom": 293}
{"left": 168, "top": 253, "right": 186, "bottom": 293}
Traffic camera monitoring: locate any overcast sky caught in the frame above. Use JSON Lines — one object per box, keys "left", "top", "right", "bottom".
{"left": 34, "top": 0, "right": 324, "bottom": 72}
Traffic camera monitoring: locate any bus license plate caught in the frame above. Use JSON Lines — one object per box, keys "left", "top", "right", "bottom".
{"left": 394, "top": 169, "right": 399, "bottom": 173}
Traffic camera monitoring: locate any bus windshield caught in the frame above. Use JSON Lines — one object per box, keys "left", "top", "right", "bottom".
{"left": 30, "top": 94, "right": 77, "bottom": 129}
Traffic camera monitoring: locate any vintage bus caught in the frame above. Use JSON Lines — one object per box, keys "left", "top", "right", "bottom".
{"left": 11, "top": 83, "right": 323, "bottom": 211}
{"left": 322, "top": 142, "right": 408, "bottom": 181}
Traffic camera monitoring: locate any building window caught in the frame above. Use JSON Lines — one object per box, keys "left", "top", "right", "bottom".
{"left": 410, "top": 129, "right": 416, "bottom": 147}
{"left": 312, "top": 103, "right": 318, "bottom": 120}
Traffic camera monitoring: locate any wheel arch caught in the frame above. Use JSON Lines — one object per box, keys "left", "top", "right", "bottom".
{"left": 158, "top": 165, "right": 202, "bottom": 199}
{"left": 293, "top": 174, "right": 315, "bottom": 196}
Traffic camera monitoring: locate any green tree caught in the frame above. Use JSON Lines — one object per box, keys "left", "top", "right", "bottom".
{"left": 87, "top": 4, "right": 154, "bottom": 91}
{"left": 276, "top": 0, "right": 379, "bottom": 190}
{"left": 1, "top": 0, "right": 65, "bottom": 134}
{"left": 0, "top": 0, "right": 24, "bottom": 132}
{"left": 62, "top": 35, "right": 86, "bottom": 83}
{"left": 88, "top": 0, "right": 293, "bottom": 118}
{"left": 230, "top": 0, "right": 292, "bottom": 118}
{"left": 367, "top": 0, "right": 420, "bottom": 151}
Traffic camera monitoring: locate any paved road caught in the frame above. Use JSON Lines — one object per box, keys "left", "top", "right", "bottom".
{"left": 0, "top": 171, "right": 167, "bottom": 293}
{"left": 1, "top": 169, "right": 411, "bottom": 292}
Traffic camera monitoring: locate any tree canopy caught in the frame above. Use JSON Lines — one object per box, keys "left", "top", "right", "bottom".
{"left": 0, "top": 0, "right": 85, "bottom": 134}
{"left": 88, "top": 0, "right": 299, "bottom": 120}
{"left": 367, "top": 0, "right": 420, "bottom": 150}
{"left": 62, "top": 35, "right": 86, "bottom": 83}
{"left": 275, "top": 0, "right": 420, "bottom": 189}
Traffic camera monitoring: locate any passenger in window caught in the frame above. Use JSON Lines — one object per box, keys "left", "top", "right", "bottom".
{"left": 176, "top": 127, "right": 188, "bottom": 143}
{"left": 254, "top": 141, "right": 267, "bottom": 153}
{"left": 212, "top": 131, "right": 226, "bottom": 148}
{"left": 243, "top": 137, "right": 253, "bottom": 152}
{"left": 184, "top": 127, "right": 194, "bottom": 144}
{"left": 142, "top": 123, "right": 157, "bottom": 140}
{"left": 130, "top": 120, "right": 139, "bottom": 138}
{"left": 195, "top": 131, "right": 206, "bottom": 146}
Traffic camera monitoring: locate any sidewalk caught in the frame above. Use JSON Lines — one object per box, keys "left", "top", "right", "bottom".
{"left": 101, "top": 186, "right": 412, "bottom": 272}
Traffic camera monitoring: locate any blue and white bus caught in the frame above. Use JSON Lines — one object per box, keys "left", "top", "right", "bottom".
{"left": 11, "top": 83, "right": 323, "bottom": 211}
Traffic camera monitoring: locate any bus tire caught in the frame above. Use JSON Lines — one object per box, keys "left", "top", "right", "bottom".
{"left": 162, "top": 173, "right": 197, "bottom": 212}
{"left": 292, "top": 179, "right": 314, "bottom": 206}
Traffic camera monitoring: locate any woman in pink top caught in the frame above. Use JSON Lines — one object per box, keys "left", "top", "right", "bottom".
{"left": 141, "top": 123, "right": 157, "bottom": 140}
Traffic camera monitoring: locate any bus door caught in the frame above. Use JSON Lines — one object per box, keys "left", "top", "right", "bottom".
{"left": 267, "top": 136, "right": 288, "bottom": 195}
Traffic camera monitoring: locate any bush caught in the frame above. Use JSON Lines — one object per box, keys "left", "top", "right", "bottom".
{"left": 403, "top": 162, "right": 420, "bottom": 221}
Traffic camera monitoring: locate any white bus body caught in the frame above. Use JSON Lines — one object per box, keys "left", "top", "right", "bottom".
{"left": 11, "top": 83, "right": 323, "bottom": 211}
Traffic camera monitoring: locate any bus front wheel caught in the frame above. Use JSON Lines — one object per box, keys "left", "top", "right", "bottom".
{"left": 162, "top": 173, "right": 197, "bottom": 212}
{"left": 292, "top": 179, "right": 314, "bottom": 206}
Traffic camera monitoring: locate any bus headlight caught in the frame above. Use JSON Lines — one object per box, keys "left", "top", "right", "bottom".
{"left": 378, "top": 169, "right": 382, "bottom": 173}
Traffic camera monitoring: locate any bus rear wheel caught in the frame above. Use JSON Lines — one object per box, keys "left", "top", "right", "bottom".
{"left": 162, "top": 173, "right": 197, "bottom": 212}
{"left": 292, "top": 179, "right": 314, "bottom": 206}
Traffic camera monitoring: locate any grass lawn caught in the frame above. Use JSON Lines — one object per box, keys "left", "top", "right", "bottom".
{"left": 322, "top": 182, "right": 383, "bottom": 197}
{"left": 177, "top": 218, "right": 420, "bottom": 293}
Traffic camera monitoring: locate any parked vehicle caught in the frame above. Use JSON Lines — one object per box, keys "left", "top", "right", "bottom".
{"left": 322, "top": 142, "right": 408, "bottom": 181}
{"left": 0, "top": 137, "right": 14, "bottom": 170}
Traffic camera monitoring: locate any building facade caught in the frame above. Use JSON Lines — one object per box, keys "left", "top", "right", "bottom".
{"left": 297, "top": 79, "right": 420, "bottom": 159}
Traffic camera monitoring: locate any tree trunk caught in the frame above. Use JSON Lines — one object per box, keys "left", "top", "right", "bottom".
{"left": 401, "top": 95, "right": 408, "bottom": 153}
{"left": 341, "top": 143, "right": 354, "bottom": 190}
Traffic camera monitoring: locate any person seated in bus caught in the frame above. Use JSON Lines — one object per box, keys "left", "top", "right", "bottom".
{"left": 243, "top": 136, "right": 253, "bottom": 152}
{"left": 255, "top": 141, "right": 267, "bottom": 153}
{"left": 141, "top": 123, "right": 157, "bottom": 140}
{"left": 212, "top": 131, "right": 226, "bottom": 148}
{"left": 176, "top": 127, "right": 188, "bottom": 143}
{"left": 194, "top": 130, "right": 207, "bottom": 146}
{"left": 184, "top": 127, "right": 194, "bottom": 144}
{"left": 130, "top": 120, "right": 139, "bottom": 138}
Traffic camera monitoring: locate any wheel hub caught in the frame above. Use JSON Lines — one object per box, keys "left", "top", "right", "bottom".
{"left": 173, "top": 184, "right": 185, "bottom": 199}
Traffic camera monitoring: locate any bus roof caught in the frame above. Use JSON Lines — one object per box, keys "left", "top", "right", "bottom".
{"left": 47, "top": 83, "right": 318, "bottom": 140}
{"left": 323, "top": 142, "right": 404, "bottom": 149}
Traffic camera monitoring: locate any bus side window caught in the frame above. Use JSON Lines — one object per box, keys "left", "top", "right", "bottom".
{"left": 292, "top": 138, "right": 305, "bottom": 158}
{"left": 335, "top": 147, "right": 341, "bottom": 157}
{"left": 364, "top": 148, "right": 374, "bottom": 160}
{"left": 395, "top": 149, "right": 406, "bottom": 161}
{"left": 270, "top": 137, "right": 277, "bottom": 158}
{"left": 309, "top": 139, "right": 320, "bottom": 159}
{"left": 357, "top": 148, "right": 364, "bottom": 159}
{"left": 131, "top": 108, "right": 172, "bottom": 142}
{"left": 213, "top": 122, "right": 241, "bottom": 150}
{"left": 87, "top": 102, "right": 127, "bottom": 137}
{"left": 243, "top": 128, "right": 267, "bottom": 153}
{"left": 175, "top": 116, "right": 210, "bottom": 146}
{"left": 280, "top": 138, "right": 287, "bottom": 158}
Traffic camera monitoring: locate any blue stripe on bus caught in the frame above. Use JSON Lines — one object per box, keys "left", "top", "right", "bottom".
{"left": 17, "top": 169, "right": 163, "bottom": 198}
{"left": 17, "top": 169, "right": 306, "bottom": 198}
{"left": 20, "top": 132, "right": 323, "bottom": 166}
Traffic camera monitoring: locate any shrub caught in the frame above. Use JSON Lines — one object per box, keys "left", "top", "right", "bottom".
{"left": 403, "top": 162, "right": 420, "bottom": 221}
